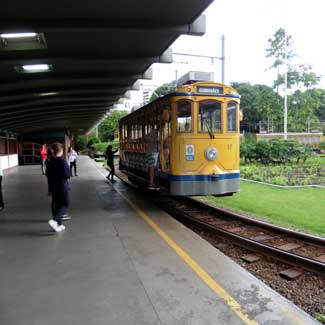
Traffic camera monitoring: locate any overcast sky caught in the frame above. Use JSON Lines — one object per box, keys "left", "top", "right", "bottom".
{"left": 150, "top": 0, "right": 325, "bottom": 88}
{"left": 128, "top": 0, "right": 325, "bottom": 107}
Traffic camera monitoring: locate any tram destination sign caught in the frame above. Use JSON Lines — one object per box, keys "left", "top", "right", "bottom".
{"left": 197, "top": 86, "right": 223, "bottom": 95}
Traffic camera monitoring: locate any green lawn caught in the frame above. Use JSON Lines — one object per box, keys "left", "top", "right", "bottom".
{"left": 201, "top": 181, "right": 325, "bottom": 237}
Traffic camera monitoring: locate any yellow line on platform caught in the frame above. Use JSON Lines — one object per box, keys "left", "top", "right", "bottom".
{"left": 93, "top": 162, "right": 258, "bottom": 325}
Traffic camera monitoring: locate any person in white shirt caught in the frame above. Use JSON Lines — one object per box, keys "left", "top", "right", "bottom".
{"left": 67, "top": 146, "right": 78, "bottom": 176}
{"left": 0, "top": 157, "right": 4, "bottom": 210}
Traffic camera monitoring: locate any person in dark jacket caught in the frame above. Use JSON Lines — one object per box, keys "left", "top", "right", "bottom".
{"left": 105, "top": 145, "right": 118, "bottom": 182}
{"left": 0, "top": 158, "right": 4, "bottom": 211}
{"left": 46, "top": 143, "right": 70, "bottom": 232}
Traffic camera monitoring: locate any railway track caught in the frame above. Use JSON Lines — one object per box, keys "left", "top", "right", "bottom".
{"left": 114, "top": 171, "right": 325, "bottom": 320}
{"left": 155, "top": 196, "right": 325, "bottom": 278}
{"left": 115, "top": 171, "right": 325, "bottom": 278}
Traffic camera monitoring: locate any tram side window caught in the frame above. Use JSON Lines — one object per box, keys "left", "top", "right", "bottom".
{"left": 227, "top": 102, "right": 237, "bottom": 132}
{"left": 198, "top": 100, "right": 221, "bottom": 133}
{"left": 136, "top": 124, "right": 142, "bottom": 140}
{"left": 177, "top": 101, "right": 192, "bottom": 132}
{"left": 0, "top": 138, "right": 6, "bottom": 155}
{"left": 124, "top": 125, "right": 128, "bottom": 141}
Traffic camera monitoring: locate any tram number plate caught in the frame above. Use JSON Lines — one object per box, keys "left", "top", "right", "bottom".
{"left": 186, "top": 145, "right": 195, "bottom": 161}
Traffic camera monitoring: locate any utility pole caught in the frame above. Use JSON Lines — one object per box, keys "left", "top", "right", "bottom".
{"left": 221, "top": 35, "right": 225, "bottom": 84}
{"left": 284, "top": 32, "right": 288, "bottom": 140}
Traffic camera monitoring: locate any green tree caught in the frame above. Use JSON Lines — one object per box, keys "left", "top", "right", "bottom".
{"left": 273, "top": 64, "right": 320, "bottom": 91}
{"left": 231, "top": 82, "right": 259, "bottom": 127}
{"left": 231, "top": 82, "right": 281, "bottom": 131}
{"left": 266, "top": 28, "right": 294, "bottom": 67}
{"left": 150, "top": 81, "right": 176, "bottom": 101}
{"left": 266, "top": 28, "right": 321, "bottom": 132}
{"left": 74, "top": 135, "right": 87, "bottom": 151}
{"left": 98, "top": 110, "right": 128, "bottom": 141}
{"left": 266, "top": 28, "right": 320, "bottom": 91}
{"left": 288, "top": 90, "right": 322, "bottom": 131}
{"left": 312, "top": 88, "right": 325, "bottom": 121}
{"left": 87, "top": 136, "right": 100, "bottom": 148}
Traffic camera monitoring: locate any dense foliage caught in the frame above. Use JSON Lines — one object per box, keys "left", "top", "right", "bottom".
{"left": 240, "top": 137, "right": 325, "bottom": 186}
{"left": 87, "top": 136, "right": 100, "bottom": 148}
{"left": 74, "top": 135, "right": 88, "bottom": 151}
{"left": 231, "top": 82, "right": 282, "bottom": 131}
{"left": 232, "top": 82, "right": 325, "bottom": 133}
{"left": 240, "top": 158, "right": 325, "bottom": 186}
{"left": 98, "top": 110, "right": 128, "bottom": 142}
{"left": 149, "top": 81, "right": 176, "bottom": 101}
{"left": 92, "top": 140, "right": 119, "bottom": 153}
{"left": 320, "top": 141, "right": 325, "bottom": 150}
{"left": 240, "top": 139, "right": 312, "bottom": 164}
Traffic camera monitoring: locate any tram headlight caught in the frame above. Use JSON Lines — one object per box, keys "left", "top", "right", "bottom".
{"left": 205, "top": 147, "right": 218, "bottom": 161}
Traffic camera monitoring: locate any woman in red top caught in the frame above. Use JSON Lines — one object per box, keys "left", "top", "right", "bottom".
{"left": 40, "top": 144, "right": 48, "bottom": 175}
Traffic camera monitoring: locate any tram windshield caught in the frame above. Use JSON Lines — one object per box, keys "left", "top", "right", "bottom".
{"left": 198, "top": 100, "right": 221, "bottom": 133}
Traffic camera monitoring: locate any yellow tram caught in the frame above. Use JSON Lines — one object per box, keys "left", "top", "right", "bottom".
{"left": 119, "top": 73, "right": 241, "bottom": 196}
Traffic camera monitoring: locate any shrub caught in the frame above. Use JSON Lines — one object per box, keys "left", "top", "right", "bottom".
{"left": 240, "top": 141, "right": 256, "bottom": 162}
{"left": 255, "top": 141, "right": 272, "bottom": 164}
{"left": 87, "top": 136, "right": 100, "bottom": 148}
{"left": 251, "top": 175, "right": 263, "bottom": 182}
{"left": 271, "top": 176, "right": 289, "bottom": 186}
{"left": 319, "top": 141, "right": 325, "bottom": 150}
{"left": 241, "top": 139, "right": 313, "bottom": 164}
{"left": 93, "top": 140, "right": 119, "bottom": 153}
{"left": 240, "top": 156, "right": 325, "bottom": 186}
{"left": 299, "top": 178, "right": 312, "bottom": 185}
{"left": 240, "top": 165, "right": 259, "bottom": 178}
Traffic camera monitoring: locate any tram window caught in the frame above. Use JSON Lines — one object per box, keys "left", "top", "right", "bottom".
{"left": 227, "top": 102, "right": 237, "bottom": 132}
{"left": 120, "top": 126, "right": 123, "bottom": 141}
{"left": 131, "top": 125, "right": 134, "bottom": 139}
{"left": 198, "top": 100, "right": 221, "bottom": 133}
{"left": 177, "top": 101, "right": 192, "bottom": 132}
{"left": 132, "top": 125, "right": 136, "bottom": 140}
{"left": 0, "top": 138, "right": 5, "bottom": 154}
{"left": 138, "top": 125, "right": 143, "bottom": 139}
{"left": 124, "top": 125, "right": 128, "bottom": 140}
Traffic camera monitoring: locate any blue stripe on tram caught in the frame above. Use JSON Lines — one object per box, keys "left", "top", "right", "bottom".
{"left": 169, "top": 173, "right": 240, "bottom": 182}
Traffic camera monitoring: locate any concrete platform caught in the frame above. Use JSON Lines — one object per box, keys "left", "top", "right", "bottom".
{"left": 0, "top": 156, "right": 318, "bottom": 325}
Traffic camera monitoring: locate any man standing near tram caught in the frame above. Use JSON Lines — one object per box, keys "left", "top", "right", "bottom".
{"left": 144, "top": 126, "right": 159, "bottom": 189}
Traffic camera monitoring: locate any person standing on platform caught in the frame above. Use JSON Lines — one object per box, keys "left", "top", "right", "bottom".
{"left": 0, "top": 158, "right": 4, "bottom": 211}
{"left": 144, "top": 127, "right": 159, "bottom": 189}
{"left": 46, "top": 143, "right": 70, "bottom": 233}
{"left": 68, "top": 146, "right": 78, "bottom": 176}
{"left": 105, "top": 145, "right": 118, "bottom": 183}
{"left": 40, "top": 144, "right": 48, "bottom": 175}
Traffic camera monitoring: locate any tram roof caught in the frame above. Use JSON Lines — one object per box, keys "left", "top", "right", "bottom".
{"left": 0, "top": 0, "right": 213, "bottom": 135}
{"left": 120, "top": 82, "right": 241, "bottom": 123}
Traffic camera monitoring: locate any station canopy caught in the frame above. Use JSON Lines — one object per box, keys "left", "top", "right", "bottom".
{"left": 0, "top": 0, "right": 213, "bottom": 134}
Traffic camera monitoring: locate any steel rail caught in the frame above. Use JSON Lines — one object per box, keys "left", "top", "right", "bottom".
{"left": 115, "top": 171, "right": 325, "bottom": 275}
{"left": 187, "top": 197, "right": 325, "bottom": 246}
{"left": 161, "top": 199, "right": 325, "bottom": 276}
